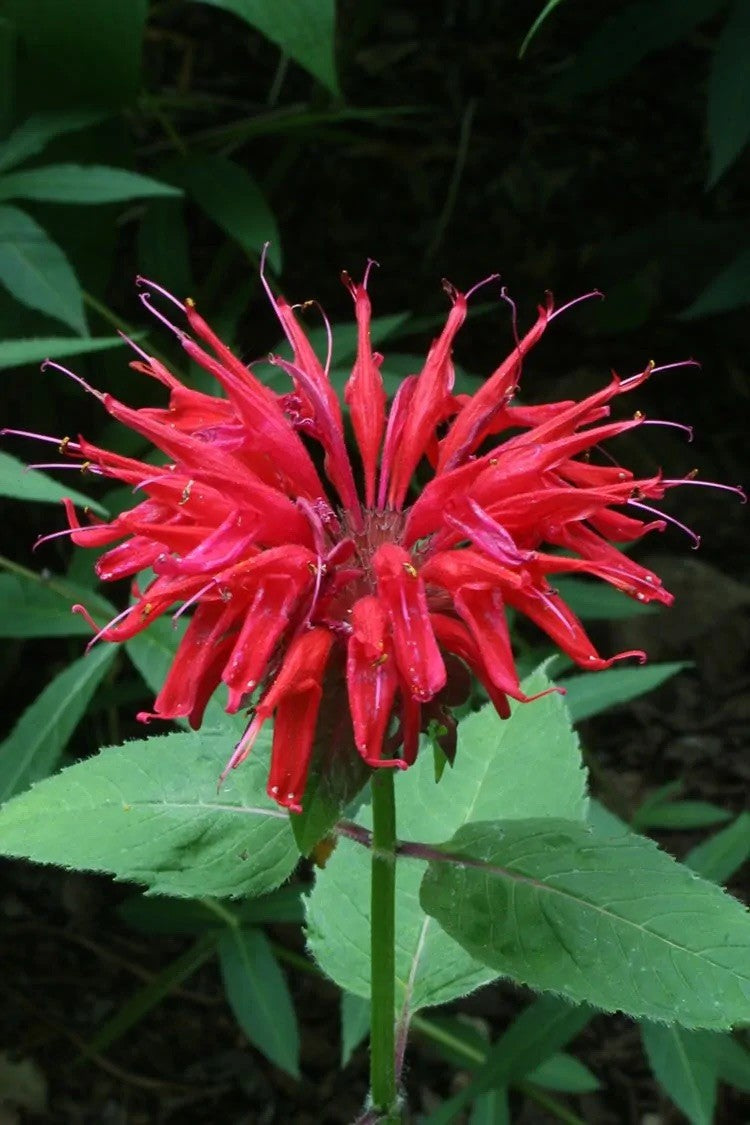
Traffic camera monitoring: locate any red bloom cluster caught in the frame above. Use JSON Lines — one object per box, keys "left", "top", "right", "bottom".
{"left": 19, "top": 263, "right": 739, "bottom": 811}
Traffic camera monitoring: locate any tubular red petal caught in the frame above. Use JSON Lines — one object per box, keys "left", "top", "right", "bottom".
{"left": 346, "top": 596, "right": 405, "bottom": 767}
{"left": 430, "top": 613, "right": 510, "bottom": 718}
{"left": 373, "top": 543, "right": 446, "bottom": 701}
{"left": 343, "top": 276, "right": 386, "bottom": 507}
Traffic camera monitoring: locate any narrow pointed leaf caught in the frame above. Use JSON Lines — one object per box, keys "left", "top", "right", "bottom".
{"left": 0, "top": 728, "right": 298, "bottom": 898}
{"left": 0, "top": 205, "right": 86, "bottom": 332}
{"left": 0, "top": 645, "right": 116, "bottom": 800}
{"left": 0, "top": 333, "right": 138, "bottom": 369}
{"left": 707, "top": 0, "right": 750, "bottom": 186}
{"left": 686, "top": 813, "right": 750, "bottom": 883}
{"left": 0, "top": 109, "right": 106, "bottom": 173}
{"left": 420, "top": 818, "right": 750, "bottom": 1029}
{"left": 219, "top": 927, "right": 300, "bottom": 1076}
{"left": 0, "top": 450, "right": 107, "bottom": 513}
{"left": 641, "top": 1023, "right": 720, "bottom": 1124}
{"left": 0, "top": 164, "right": 182, "bottom": 204}
{"left": 560, "top": 661, "right": 687, "bottom": 722}
{"left": 0, "top": 572, "right": 114, "bottom": 637}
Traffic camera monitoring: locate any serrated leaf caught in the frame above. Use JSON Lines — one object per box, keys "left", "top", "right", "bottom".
{"left": 0, "top": 164, "right": 182, "bottom": 205}
{"left": 0, "top": 110, "right": 106, "bottom": 173}
{"left": 0, "top": 572, "right": 114, "bottom": 637}
{"left": 420, "top": 818, "right": 750, "bottom": 1028}
{"left": 679, "top": 246, "right": 750, "bottom": 318}
{"left": 0, "top": 333, "right": 141, "bottom": 369}
{"left": 641, "top": 1023, "right": 720, "bottom": 1124}
{"left": 560, "top": 661, "right": 688, "bottom": 722}
{"left": 219, "top": 926, "right": 300, "bottom": 1076}
{"left": 307, "top": 666, "right": 588, "bottom": 1015}
{"left": 192, "top": 0, "right": 339, "bottom": 94}
{"left": 341, "top": 992, "right": 370, "bottom": 1066}
{"left": 164, "top": 154, "right": 281, "bottom": 271}
{"left": 686, "top": 813, "right": 750, "bottom": 883}
{"left": 707, "top": 0, "right": 750, "bottom": 186}
{"left": 0, "top": 728, "right": 298, "bottom": 898}
{"left": 0, "top": 645, "right": 116, "bottom": 800}
{"left": 0, "top": 205, "right": 86, "bottom": 332}
{"left": 0, "top": 450, "right": 107, "bottom": 513}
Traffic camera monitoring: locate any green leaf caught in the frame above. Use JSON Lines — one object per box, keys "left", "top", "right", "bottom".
{"left": 137, "top": 196, "right": 191, "bottom": 299}
{"left": 0, "top": 728, "right": 298, "bottom": 898}
{"left": 552, "top": 577, "right": 656, "bottom": 620}
{"left": 560, "top": 661, "right": 688, "bottom": 722}
{"left": 686, "top": 813, "right": 750, "bottom": 882}
{"left": 679, "top": 246, "right": 750, "bottom": 318}
{"left": 0, "top": 110, "right": 106, "bottom": 173}
{"left": 291, "top": 738, "right": 370, "bottom": 856}
{"left": 0, "top": 645, "right": 116, "bottom": 801}
{"left": 192, "top": 0, "right": 340, "bottom": 94}
{"left": 707, "top": 0, "right": 750, "bottom": 186}
{"left": 420, "top": 818, "right": 750, "bottom": 1028}
{"left": 218, "top": 926, "right": 300, "bottom": 1077}
{"left": 635, "top": 800, "right": 732, "bottom": 831}
{"left": 85, "top": 933, "right": 218, "bottom": 1057}
{"left": 468, "top": 1089, "right": 510, "bottom": 1125}
{"left": 717, "top": 1035, "right": 750, "bottom": 1092}
{"left": 558, "top": 0, "right": 727, "bottom": 97}
{"left": 0, "top": 573, "right": 114, "bottom": 637}
{"left": 527, "top": 1051, "right": 600, "bottom": 1093}
{"left": 163, "top": 154, "right": 281, "bottom": 271}
{"left": 0, "top": 450, "right": 107, "bottom": 514}
{"left": 519, "top": 1, "right": 568, "bottom": 58}
{"left": 424, "top": 995, "right": 593, "bottom": 1125}
{"left": 341, "top": 992, "right": 370, "bottom": 1066}
{"left": 0, "top": 165, "right": 182, "bottom": 205}
{"left": 0, "top": 333, "right": 141, "bottom": 369}
{"left": 641, "top": 1023, "right": 720, "bottom": 1124}
{"left": 307, "top": 666, "right": 588, "bottom": 1012}
{"left": 119, "top": 884, "right": 304, "bottom": 934}
{"left": 0, "top": 205, "right": 86, "bottom": 333}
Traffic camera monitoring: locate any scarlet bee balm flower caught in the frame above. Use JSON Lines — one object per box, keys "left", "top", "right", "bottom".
{"left": 18, "top": 257, "right": 743, "bottom": 813}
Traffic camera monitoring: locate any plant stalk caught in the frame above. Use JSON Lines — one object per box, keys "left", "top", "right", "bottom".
{"left": 369, "top": 768, "right": 399, "bottom": 1123}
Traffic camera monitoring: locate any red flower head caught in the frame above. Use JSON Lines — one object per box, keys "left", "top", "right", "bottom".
{"left": 15, "top": 258, "right": 746, "bottom": 811}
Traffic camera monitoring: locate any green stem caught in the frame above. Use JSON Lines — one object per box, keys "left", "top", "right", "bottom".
{"left": 370, "top": 769, "right": 399, "bottom": 1123}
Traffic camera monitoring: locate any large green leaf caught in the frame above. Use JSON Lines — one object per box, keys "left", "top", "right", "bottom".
{"left": 307, "top": 667, "right": 588, "bottom": 1013}
{"left": 192, "top": 0, "right": 340, "bottom": 94}
{"left": 0, "top": 728, "right": 298, "bottom": 898}
{"left": 0, "top": 205, "right": 86, "bottom": 332}
{"left": 420, "top": 818, "right": 750, "bottom": 1029}
{"left": 163, "top": 154, "right": 281, "bottom": 271}
{"left": 219, "top": 927, "right": 300, "bottom": 1076}
{"left": 641, "top": 1023, "right": 720, "bottom": 1124}
{"left": 0, "top": 573, "right": 113, "bottom": 638}
{"left": 0, "top": 110, "right": 106, "bottom": 173}
{"left": 0, "top": 645, "right": 116, "bottom": 800}
{"left": 707, "top": 0, "right": 750, "bottom": 186}
{"left": 0, "top": 450, "right": 107, "bottom": 514}
{"left": 0, "top": 333, "right": 139, "bottom": 370}
{"left": 0, "top": 165, "right": 181, "bottom": 205}
{"left": 560, "top": 661, "right": 687, "bottom": 722}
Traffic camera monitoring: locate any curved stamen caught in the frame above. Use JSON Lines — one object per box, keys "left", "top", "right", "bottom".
{"left": 135, "top": 276, "right": 186, "bottom": 313}
{"left": 363, "top": 257, "right": 380, "bottom": 288}
{"left": 117, "top": 330, "right": 154, "bottom": 364}
{"left": 663, "top": 477, "right": 746, "bottom": 502}
{"left": 620, "top": 358, "right": 699, "bottom": 390}
{"left": 26, "top": 462, "right": 103, "bottom": 474}
{"left": 34, "top": 524, "right": 107, "bottom": 551}
{"left": 640, "top": 419, "right": 694, "bottom": 441}
{"left": 628, "top": 500, "right": 701, "bottom": 548}
{"left": 499, "top": 286, "right": 520, "bottom": 348}
{"left": 548, "top": 289, "right": 604, "bottom": 323}
{"left": 1, "top": 428, "right": 81, "bottom": 451}
{"left": 291, "top": 299, "right": 333, "bottom": 377}
{"left": 138, "top": 291, "right": 187, "bottom": 341}
{"left": 465, "top": 271, "right": 501, "bottom": 301}
{"left": 72, "top": 602, "right": 133, "bottom": 650}
{"left": 172, "top": 578, "right": 218, "bottom": 623}
{"left": 41, "top": 359, "right": 105, "bottom": 402}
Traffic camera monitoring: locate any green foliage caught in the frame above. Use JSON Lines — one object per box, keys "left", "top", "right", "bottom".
{"left": 707, "top": 0, "right": 750, "bottom": 185}
{"left": 0, "top": 205, "right": 86, "bottom": 332}
{"left": 0, "top": 451, "right": 108, "bottom": 512}
{"left": 0, "top": 573, "right": 113, "bottom": 637}
{"left": 519, "top": 1, "right": 569, "bottom": 58}
{"left": 219, "top": 926, "right": 300, "bottom": 1076}
{"left": 0, "top": 110, "right": 107, "bottom": 173}
{"left": 686, "top": 813, "right": 750, "bottom": 882}
{"left": 0, "top": 728, "right": 298, "bottom": 898}
{"left": 0, "top": 164, "right": 181, "bottom": 205}
{"left": 680, "top": 246, "right": 750, "bottom": 318}
{"left": 420, "top": 818, "right": 750, "bottom": 1029}
{"left": 641, "top": 1023, "right": 720, "bottom": 1124}
{"left": 307, "top": 667, "right": 587, "bottom": 1010}
{"left": 119, "top": 884, "right": 304, "bottom": 934}
{"left": 341, "top": 992, "right": 370, "bottom": 1066}
{"left": 0, "top": 644, "right": 115, "bottom": 800}
{"left": 559, "top": 661, "right": 688, "bottom": 723}
{"left": 0, "top": 333, "right": 142, "bottom": 369}
{"left": 192, "top": 0, "right": 340, "bottom": 94}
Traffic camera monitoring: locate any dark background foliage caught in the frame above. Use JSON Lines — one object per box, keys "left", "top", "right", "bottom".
{"left": 0, "top": 1, "right": 748, "bottom": 1121}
